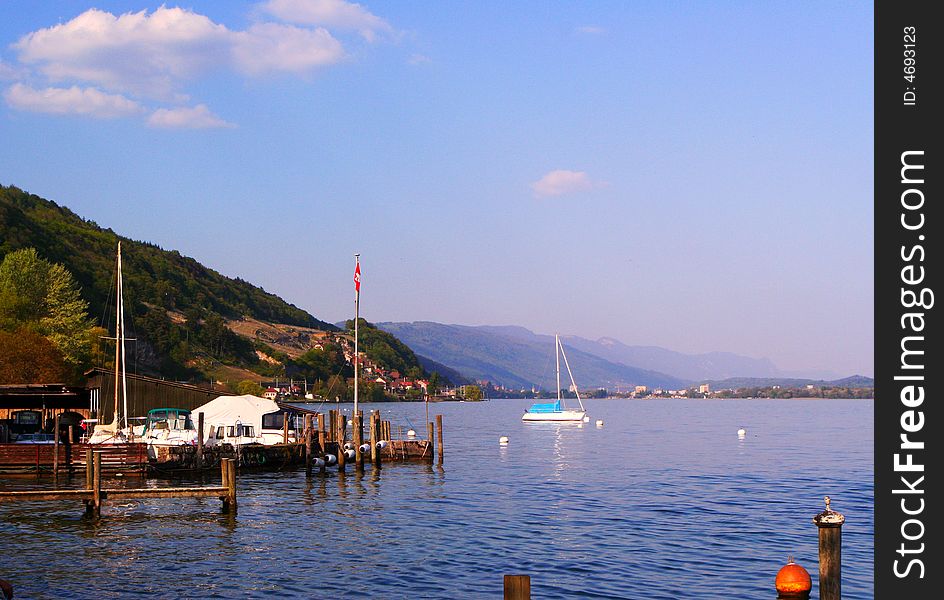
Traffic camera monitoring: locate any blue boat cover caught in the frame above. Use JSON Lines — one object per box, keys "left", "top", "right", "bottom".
{"left": 526, "top": 401, "right": 562, "bottom": 413}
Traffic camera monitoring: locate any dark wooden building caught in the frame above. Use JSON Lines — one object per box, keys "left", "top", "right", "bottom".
{"left": 85, "top": 368, "right": 223, "bottom": 420}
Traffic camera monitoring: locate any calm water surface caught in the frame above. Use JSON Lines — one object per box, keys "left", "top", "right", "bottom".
{"left": 1, "top": 399, "right": 873, "bottom": 598}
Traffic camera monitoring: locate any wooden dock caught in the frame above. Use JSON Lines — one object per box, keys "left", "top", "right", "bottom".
{"left": 0, "top": 452, "right": 237, "bottom": 517}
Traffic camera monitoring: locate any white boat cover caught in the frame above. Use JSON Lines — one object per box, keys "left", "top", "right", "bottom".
{"left": 192, "top": 394, "right": 281, "bottom": 441}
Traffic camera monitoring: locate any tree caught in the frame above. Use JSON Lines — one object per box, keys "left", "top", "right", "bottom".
{"left": 236, "top": 379, "right": 265, "bottom": 396}
{"left": 0, "top": 328, "right": 70, "bottom": 383}
{"left": 0, "top": 248, "right": 94, "bottom": 375}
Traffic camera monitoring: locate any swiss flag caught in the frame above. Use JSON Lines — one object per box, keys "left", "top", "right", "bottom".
{"left": 354, "top": 262, "right": 361, "bottom": 293}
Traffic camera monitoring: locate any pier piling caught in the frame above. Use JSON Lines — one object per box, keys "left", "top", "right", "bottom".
{"left": 91, "top": 451, "right": 102, "bottom": 517}
{"left": 317, "top": 413, "right": 326, "bottom": 476}
{"left": 337, "top": 414, "right": 347, "bottom": 473}
{"left": 436, "top": 414, "right": 444, "bottom": 466}
{"left": 196, "top": 412, "right": 205, "bottom": 469}
{"left": 503, "top": 575, "right": 531, "bottom": 600}
{"left": 305, "top": 415, "right": 313, "bottom": 477}
{"left": 53, "top": 414, "right": 60, "bottom": 479}
{"left": 354, "top": 414, "right": 364, "bottom": 472}
{"left": 813, "top": 496, "right": 844, "bottom": 600}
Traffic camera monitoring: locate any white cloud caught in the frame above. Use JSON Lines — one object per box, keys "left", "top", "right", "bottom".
{"left": 260, "top": 0, "right": 394, "bottom": 41}
{"left": 12, "top": 6, "right": 347, "bottom": 99}
{"left": 232, "top": 23, "right": 344, "bottom": 75}
{"left": 575, "top": 25, "right": 606, "bottom": 35}
{"left": 3, "top": 83, "right": 144, "bottom": 118}
{"left": 0, "top": 59, "right": 22, "bottom": 80}
{"left": 147, "top": 104, "right": 235, "bottom": 129}
{"left": 530, "top": 170, "right": 598, "bottom": 198}
{"left": 408, "top": 53, "right": 431, "bottom": 66}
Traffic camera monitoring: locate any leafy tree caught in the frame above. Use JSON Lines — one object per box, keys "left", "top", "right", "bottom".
{"left": 0, "top": 248, "right": 94, "bottom": 374}
{"left": 0, "top": 328, "right": 70, "bottom": 383}
{"left": 236, "top": 379, "right": 265, "bottom": 396}
{"left": 463, "top": 385, "right": 483, "bottom": 401}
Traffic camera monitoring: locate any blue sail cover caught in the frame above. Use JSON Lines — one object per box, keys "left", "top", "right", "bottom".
{"left": 526, "top": 401, "right": 562, "bottom": 413}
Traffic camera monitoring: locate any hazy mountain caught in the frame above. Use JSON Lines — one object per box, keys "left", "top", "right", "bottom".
{"left": 376, "top": 322, "right": 689, "bottom": 390}
{"left": 469, "top": 326, "right": 784, "bottom": 381}
{"left": 703, "top": 375, "right": 874, "bottom": 389}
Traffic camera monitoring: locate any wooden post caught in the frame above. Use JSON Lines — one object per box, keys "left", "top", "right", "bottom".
{"left": 283, "top": 412, "right": 289, "bottom": 444}
{"left": 504, "top": 575, "right": 531, "bottom": 600}
{"left": 86, "top": 448, "right": 93, "bottom": 490}
{"left": 369, "top": 411, "right": 379, "bottom": 467}
{"left": 427, "top": 421, "right": 435, "bottom": 460}
{"left": 91, "top": 451, "right": 102, "bottom": 517}
{"left": 66, "top": 425, "right": 74, "bottom": 474}
{"left": 329, "top": 410, "right": 337, "bottom": 444}
{"left": 436, "top": 414, "right": 444, "bottom": 466}
{"left": 305, "top": 414, "right": 313, "bottom": 476}
{"left": 337, "top": 414, "right": 346, "bottom": 473}
{"left": 227, "top": 459, "right": 237, "bottom": 513}
{"left": 317, "top": 413, "right": 326, "bottom": 476}
{"left": 53, "top": 413, "right": 60, "bottom": 479}
{"left": 196, "top": 412, "right": 205, "bottom": 469}
{"left": 813, "top": 496, "right": 844, "bottom": 600}
{"left": 354, "top": 415, "right": 364, "bottom": 472}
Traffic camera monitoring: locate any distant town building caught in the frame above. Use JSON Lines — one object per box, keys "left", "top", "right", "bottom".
{"left": 634, "top": 385, "right": 648, "bottom": 394}
{"left": 698, "top": 384, "right": 710, "bottom": 394}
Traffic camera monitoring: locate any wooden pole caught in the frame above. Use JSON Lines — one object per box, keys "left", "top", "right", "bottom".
{"left": 53, "top": 413, "right": 60, "bottom": 479}
{"left": 354, "top": 414, "right": 364, "bottom": 472}
{"left": 427, "top": 421, "right": 435, "bottom": 460}
{"left": 329, "top": 410, "right": 337, "bottom": 444}
{"left": 370, "top": 411, "right": 380, "bottom": 467}
{"left": 337, "top": 414, "right": 347, "bottom": 473}
{"left": 317, "top": 413, "right": 326, "bottom": 476}
{"left": 813, "top": 496, "right": 844, "bottom": 600}
{"left": 92, "top": 451, "right": 102, "bottom": 517}
{"left": 503, "top": 575, "right": 531, "bottom": 600}
{"left": 283, "top": 412, "right": 289, "bottom": 444}
{"left": 86, "top": 448, "right": 93, "bottom": 490}
{"left": 66, "top": 425, "right": 74, "bottom": 474}
{"left": 305, "top": 414, "right": 313, "bottom": 477}
{"left": 436, "top": 414, "right": 444, "bottom": 466}
{"left": 227, "top": 459, "right": 237, "bottom": 513}
{"left": 196, "top": 412, "right": 204, "bottom": 469}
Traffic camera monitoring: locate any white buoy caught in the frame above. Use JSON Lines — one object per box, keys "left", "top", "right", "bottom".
{"left": 583, "top": 415, "right": 590, "bottom": 422}
{"left": 376, "top": 440, "right": 389, "bottom": 449}
{"left": 499, "top": 436, "right": 509, "bottom": 445}
{"left": 343, "top": 442, "right": 354, "bottom": 450}
{"left": 358, "top": 443, "right": 370, "bottom": 453}
{"left": 737, "top": 427, "right": 747, "bottom": 438}
{"left": 343, "top": 449, "right": 356, "bottom": 460}
{"left": 595, "top": 419, "right": 604, "bottom": 427}
{"left": 407, "top": 429, "right": 416, "bottom": 438}
{"left": 314, "top": 457, "right": 325, "bottom": 467}
{"left": 325, "top": 454, "right": 337, "bottom": 465}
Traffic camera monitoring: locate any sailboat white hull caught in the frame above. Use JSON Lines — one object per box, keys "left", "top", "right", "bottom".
{"left": 521, "top": 410, "right": 586, "bottom": 422}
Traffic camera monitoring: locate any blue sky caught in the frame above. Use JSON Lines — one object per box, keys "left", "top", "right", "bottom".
{"left": 0, "top": 1, "right": 873, "bottom": 378}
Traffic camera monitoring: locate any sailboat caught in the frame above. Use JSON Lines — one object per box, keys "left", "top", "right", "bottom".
{"left": 88, "top": 242, "right": 134, "bottom": 444}
{"left": 522, "top": 334, "right": 587, "bottom": 422}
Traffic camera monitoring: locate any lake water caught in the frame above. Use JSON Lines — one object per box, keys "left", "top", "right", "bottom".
{"left": 1, "top": 398, "right": 873, "bottom": 599}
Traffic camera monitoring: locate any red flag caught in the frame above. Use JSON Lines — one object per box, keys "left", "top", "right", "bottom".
{"left": 354, "top": 262, "right": 361, "bottom": 293}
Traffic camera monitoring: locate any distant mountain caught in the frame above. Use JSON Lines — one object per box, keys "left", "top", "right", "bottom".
{"left": 376, "top": 322, "right": 688, "bottom": 390}
{"left": 465, "top": 325, "right": 783, "bottom": 381}
{"left": 703, "top": 375, "right": 874, "bottom": 389}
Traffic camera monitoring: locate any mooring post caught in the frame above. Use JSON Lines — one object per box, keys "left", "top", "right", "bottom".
{"left": 317, "top": 413, "right": 326, "bottom": 476}
{"left": 86, "top": 448, "right": 93, "bottom": 489}
{"left": 66, "top": 425, "right": 74, "bottom": 474}
{"left": 369, "top": 411, "right": 379, "bottom": 468}
{"left": 337, "top": 414, "right": 347, "bottom": 473}
{"left": 91, "top": 451, "right": 102, "bottom": 517}
{"left": 227, "top": 459, "right": 237, "bottom": 513}
{"left": 436, "top": 414, "right": 444, "bottom": 466}
{"left": 282, "top": 413, "right": 289, "bottom": 444}
{"left": 53, "top": 413, "right": 60, "bottom": 480}
{"left": 305, "top": 414, "right": 313, "bottom": 476}
{"left": 196, "top": 412, "right": 205, "bottom": 469}
{"left": 503, "top": 575, "right": 531, "bottom": 600}
{"left": 354, "top": 414, "right": 364, "bottom": 472}
{"left": 813, "top": 496, "right": 844, "bottom": 600}
{"left": 427, "top": 421, "right": 435, "bottom": 459}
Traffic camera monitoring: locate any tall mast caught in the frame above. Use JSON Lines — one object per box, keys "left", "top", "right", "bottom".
{"left": 118, "top": 244, "right": 129, "bottom": 430}
{"left": 353, "top": 254, "right": 360, "bottom": 418}
{"left": 555, "top": 333, "right": 562, "bottom": 405}
{"left": 112, "top": 243, "right": 122, "bottom": 428}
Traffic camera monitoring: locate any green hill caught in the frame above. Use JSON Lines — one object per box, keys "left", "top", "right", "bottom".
{"left": 1, "top": 183, "right": 340, "bottom": 382}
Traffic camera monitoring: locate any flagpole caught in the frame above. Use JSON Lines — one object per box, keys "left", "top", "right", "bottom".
{"left": 354, "top": 254, "right": 360, "bottom": 419}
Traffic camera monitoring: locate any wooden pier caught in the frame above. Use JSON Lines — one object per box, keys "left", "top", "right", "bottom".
{"left": 0, "top": 451, "right": 237, "bottom": 517}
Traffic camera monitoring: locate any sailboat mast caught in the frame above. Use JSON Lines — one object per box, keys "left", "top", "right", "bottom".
{"left": 112, "top": 243, "right": 122, "bottom": 428}
{"left": 353, "top": 254, "right": 360, "bottom": 418}
{"left": 118, "top": 246, "right": 129, "bottom": 431}
{"left": 555, "top": 333, "right": 562, "bottom": 404}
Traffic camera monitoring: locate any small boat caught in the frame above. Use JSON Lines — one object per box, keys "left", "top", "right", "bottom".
{"left": 522, "top": 334, "right": 587, "bottom": 422}
{"left": 140, "top": 408, "right": 198, "bottom": 446}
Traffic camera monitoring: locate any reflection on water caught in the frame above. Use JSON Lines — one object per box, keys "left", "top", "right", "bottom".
{"left": 1, "top": 399, "right": 873, "bottom": 599}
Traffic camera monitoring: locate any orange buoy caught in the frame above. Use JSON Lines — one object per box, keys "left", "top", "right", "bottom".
{"left": 775, "top": 557, "right": 812, "bottom": 598}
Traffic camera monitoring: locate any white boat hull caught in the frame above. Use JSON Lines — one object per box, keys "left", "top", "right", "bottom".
{"left": 521, "top": 410, "right": 586, "bottom": 422}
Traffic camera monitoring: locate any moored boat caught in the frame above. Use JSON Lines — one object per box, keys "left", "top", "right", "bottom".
{"left": 522, "top": 334, "right": 587, "bottom": 422}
